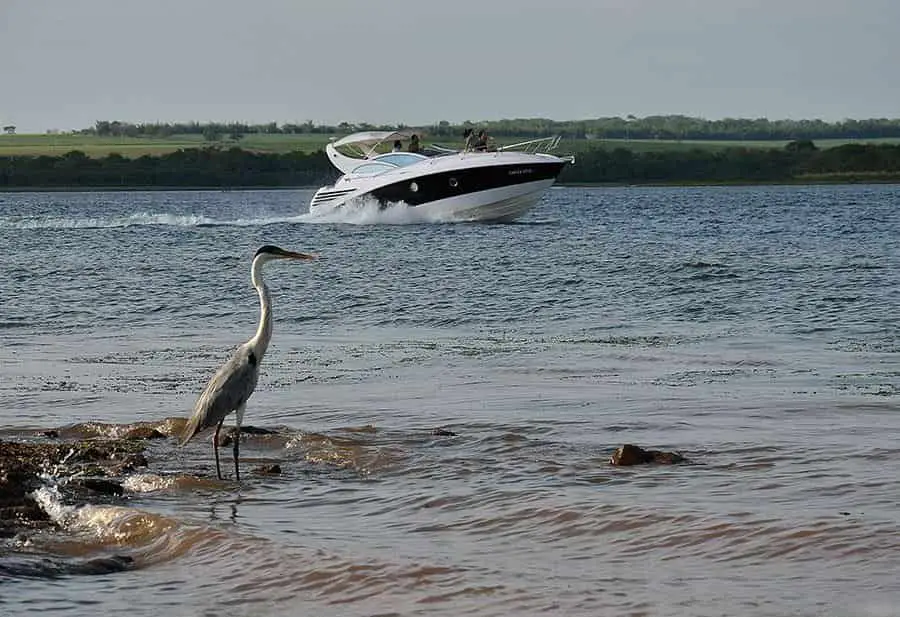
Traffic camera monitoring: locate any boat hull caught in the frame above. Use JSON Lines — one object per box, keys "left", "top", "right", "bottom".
{"left": 406, "top": 178, "right": 555, "bottom": 222}
{"left": 309, "top": 153, "right": 568, "bottom": 222}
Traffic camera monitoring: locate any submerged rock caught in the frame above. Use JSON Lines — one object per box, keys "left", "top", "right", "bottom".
{"left": 609, "top": 443, "right": 689, "bottom": 466}
{"left": 216, "top": 425, "right": 279, "bottom": 447}
{"left": 72, "top": 478, "right": 125, "bottom": 496}
{"left": 431, "top": 428, "right": 458, "bottom": 437}
{"left": 253, "top": 464, "right": 282, "bottom": 475}
{"left": 0, "top": 553, "right": 134, "bottom": 578}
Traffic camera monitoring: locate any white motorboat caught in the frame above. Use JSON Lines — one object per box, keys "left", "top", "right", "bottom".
{"left": 308, "top": 130, "right": 573, "bottom": 222}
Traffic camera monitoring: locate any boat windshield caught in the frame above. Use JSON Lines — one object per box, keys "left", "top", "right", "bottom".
{"left": 372, "top": 153, "right": 428, "bottom": 168}
{"left": 349, "top": 162, "right": 397, "bottom": 177}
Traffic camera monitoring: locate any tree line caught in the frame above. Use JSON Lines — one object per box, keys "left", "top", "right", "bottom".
{"left": 3, "top": 142, "right": 900, "bottom": 189}
{"left": 0, "top": 148, "right": 335, "bottom": 188}
{"left": 81, "top": 116, "right": 900, "bottom": 142}
{"left": 560, "top": 142, "right": 900, "bottom": 184}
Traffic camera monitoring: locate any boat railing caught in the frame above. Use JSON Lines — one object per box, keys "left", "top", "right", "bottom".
{"left": 424, "top": 135, "right": 574, "bottom": 163}
{"left": 497, "top": 135, "right": 562, "bottom": 154}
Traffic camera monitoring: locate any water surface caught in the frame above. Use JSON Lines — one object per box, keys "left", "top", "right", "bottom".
{"left": 2, "top": 185, "right": 899, "bottom": 616}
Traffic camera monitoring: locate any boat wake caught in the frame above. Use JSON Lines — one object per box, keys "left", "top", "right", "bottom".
{"left": 0, "top": 212, "right": 308, "bottom": 230}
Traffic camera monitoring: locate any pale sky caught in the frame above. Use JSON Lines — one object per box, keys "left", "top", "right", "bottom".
{"left": 1, "top": 0, "right": 897, "bottom": 132}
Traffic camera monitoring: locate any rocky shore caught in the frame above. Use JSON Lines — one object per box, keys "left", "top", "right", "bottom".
{"left": 0, "top": 438, "right": 150, "bottom": 538}
{"left": 2, "top": 420, "right": 690, "bottom": 546}
{"left": 0, "top": 418, "right": 188, "bottom": 539}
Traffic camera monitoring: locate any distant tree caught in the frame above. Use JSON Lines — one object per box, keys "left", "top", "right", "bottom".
{"left": 785, "top": 139, "right": 818, "bottom": 153}
{"left": 2, "top": 125, "right": 14, "bottom": 135}
{"left": 203, "top": 126, "right": 221, "bottom": 142}
{"left": 227, "top": 123, "right": 245, "bottom": 141}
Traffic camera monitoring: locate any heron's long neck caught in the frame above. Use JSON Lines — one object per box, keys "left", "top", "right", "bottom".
{"left": 249, "top": 259, "right": 273, "bottom": 359}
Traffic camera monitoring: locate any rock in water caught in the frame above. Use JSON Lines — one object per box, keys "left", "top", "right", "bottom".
{"left": 609, "top": 443, "right": 688, "bottom": 466}
{"left": 253, "top": 464, "right": 282, "bottom": 475}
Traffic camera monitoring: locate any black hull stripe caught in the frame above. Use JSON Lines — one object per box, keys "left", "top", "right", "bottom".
{"left": 370, "top": 161, "right": 565, "bottom": 207}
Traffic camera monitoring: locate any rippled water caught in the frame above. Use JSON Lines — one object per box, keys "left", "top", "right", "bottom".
{"left": 2, "top": 185, "right": 899, "bottom": 616}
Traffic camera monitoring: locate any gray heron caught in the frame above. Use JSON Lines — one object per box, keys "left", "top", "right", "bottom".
{"left": 179, "top": 244, "right": 316, "bottom": 481}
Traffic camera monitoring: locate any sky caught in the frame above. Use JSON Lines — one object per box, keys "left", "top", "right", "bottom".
{"left": 1, "top": 0, "right": 898, "bottom": 132}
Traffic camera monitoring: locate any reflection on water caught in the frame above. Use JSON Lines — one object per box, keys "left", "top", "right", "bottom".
{"left": 1, "top": 185, "right": 899, "bottom": 616}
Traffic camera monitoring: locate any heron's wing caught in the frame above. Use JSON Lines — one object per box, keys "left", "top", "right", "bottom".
{"left": 179, "top": 345, "right": 260, "bottom": 445}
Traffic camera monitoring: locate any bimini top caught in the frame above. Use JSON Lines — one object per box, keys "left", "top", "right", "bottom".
{"left": 327, "top": 130, "right": 421, "bottom": 175}
{"left": 331, "top": 130, "right": 415, "bottom": 151}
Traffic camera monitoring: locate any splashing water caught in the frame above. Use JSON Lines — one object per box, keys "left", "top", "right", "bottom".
{"left": 31, "top": 484, "right": 175, "bottom": 545}
{"left": 302, "top": 196, "right": 460, "bottom": 225}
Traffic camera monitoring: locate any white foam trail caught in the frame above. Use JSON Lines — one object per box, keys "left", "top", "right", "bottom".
{"left": 31, "top": 484, "right": 78, "bottom": 524}
{"left": 33, "top": 485, "right": 133, "bottom": 536}
{"left": 301, "top": 196, "right": 456, "bottom": 225}
{"left": 32, "top": 484, "right": 173, "bottom": 544}
{"left": 0, "top": 212, "right": 308, "bottom": 230}
{"left": 3, "top": 200, "right": 461, "bottom": 229}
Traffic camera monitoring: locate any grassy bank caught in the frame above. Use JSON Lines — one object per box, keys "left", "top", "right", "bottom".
{"left": 4, "top": 133, "right": 900, "bottom": 159}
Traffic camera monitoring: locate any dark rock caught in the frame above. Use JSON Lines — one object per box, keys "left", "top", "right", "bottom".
{"left": 649, "top": 450, "right": 687, "bottom": 465}
{"left": 75, "top": 554, "right": 134, "bottom": 574}
{"left": 432, "top": 428, "right": 458, "bottom": 437}
{"left": 113, "top": 453, "right": 148, "bottom": 473}
{"left": 253, "top": 464, "right": 281, "bottom": 475}
{"left": 73, "top": 478, "right": 124, "bottom": 496}
{"left": 241, "top": 425, "right": 278, "bottom": 435}
{"left": 41, "top": 430, "right": 60, "bottom": 439}
{"left": 609, "top": 443, "right": 689, "bottom": 466}
{"left": 72, "top": 441, "right": 145, "bottom": 464}
{"left": 217, "top": 425, "right": 278, "bottom": 446}
{"left": 0, "top": 553, "right": 134, "bottom": 578}
{"left": 123, "top": 426, "right": 166, "bottom": 440}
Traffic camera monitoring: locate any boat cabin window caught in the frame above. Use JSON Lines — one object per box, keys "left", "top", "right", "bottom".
{"left": 372, "top": 153, "right": 427, "bottom": 168}
{"left": 349, "top": 162, "right": 397, "bottom": 177}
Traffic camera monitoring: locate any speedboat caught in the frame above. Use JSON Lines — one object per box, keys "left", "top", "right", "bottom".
{"left": 308, "top": 130, "right": 574, "bottom": 222}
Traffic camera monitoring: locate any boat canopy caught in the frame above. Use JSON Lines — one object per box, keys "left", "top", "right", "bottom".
{"left": 332, "top": 131, "right": 415, "bottom": 153}
{"left": 326, "top": 130, "right": 423, "bottom": 175}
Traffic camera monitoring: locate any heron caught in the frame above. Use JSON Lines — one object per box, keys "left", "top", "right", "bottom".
{"left": 179, "top": 245, "right": 316, "bottom": 481}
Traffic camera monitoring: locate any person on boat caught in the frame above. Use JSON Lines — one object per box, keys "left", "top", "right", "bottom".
{"left": 463, "top": 128, "right": 476, "bottom": 152}
{"left": 472, "top": 129, "right": 490, "bottom": 152}
{"left": 392, "top": 140, "right": 402, "bottom": 152}
{"left": 408, "top": 134, "right": 421, "bottom": 153}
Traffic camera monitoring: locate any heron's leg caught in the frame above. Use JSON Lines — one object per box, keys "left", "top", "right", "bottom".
{"left": 233, "top": 405, "right": 246, "bottom": 483}
{"left": 213, "top": 419, "right": 225, "bottom": 480}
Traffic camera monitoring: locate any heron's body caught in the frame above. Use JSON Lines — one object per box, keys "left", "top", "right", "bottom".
{"left": 179, "top": 245, "right": 315, "bottom": 481}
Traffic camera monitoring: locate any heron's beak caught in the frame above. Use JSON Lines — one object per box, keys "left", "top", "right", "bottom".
{"left": 280, "top": 250, "right": 317, "bottom": 260}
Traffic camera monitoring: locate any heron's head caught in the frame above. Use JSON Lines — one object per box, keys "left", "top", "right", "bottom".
{"left": 253, "top": 245, "right": 317, "bottom": 264}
